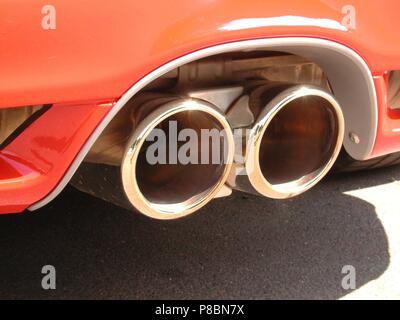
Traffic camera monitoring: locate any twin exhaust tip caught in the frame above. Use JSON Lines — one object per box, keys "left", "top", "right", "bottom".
{"left": 121, "top": 84, "right": 344, "bottom": 220}
{"left": 235, "top": 84, "right": 345, "bottom": 199}
{"left": 121, "top": 99, "right": 235, "bottom": 220}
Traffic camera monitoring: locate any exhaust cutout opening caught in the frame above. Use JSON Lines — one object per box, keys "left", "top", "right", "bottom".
{"left": 122, "top": 99, "right": 234, "bottom": 220}
{"left": 246, "top": 86, "right": 344, "bottom": 198}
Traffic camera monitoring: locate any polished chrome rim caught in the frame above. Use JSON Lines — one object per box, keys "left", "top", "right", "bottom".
{"left": 245, "top": 86, "right": 345, "bottom": 199}
{"left": 121, "top": 98, "right": 234, "bottom": 219}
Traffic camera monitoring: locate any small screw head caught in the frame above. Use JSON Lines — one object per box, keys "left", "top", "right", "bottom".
{"left": 349, "top": 132, "right": 360, "bottom": 144}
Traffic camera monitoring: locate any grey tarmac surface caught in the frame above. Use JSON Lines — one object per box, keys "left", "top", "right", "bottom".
{"left": 0, "top": 166, "right": 399, "bottom": 299}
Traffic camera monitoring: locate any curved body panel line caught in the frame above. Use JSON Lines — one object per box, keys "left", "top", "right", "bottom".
{"left": 29, "top": 37, "right": 377, "bottom": 211}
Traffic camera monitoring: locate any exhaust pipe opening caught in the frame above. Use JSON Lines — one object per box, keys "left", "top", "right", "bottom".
{"left": 122, "top": 98, "right": 234, "bottom": 220}
{"left": 243, "top": 85, "right": 344, "bottom": 198}
{"left": 259, "top": 95, "right": 338, "bottom": 184}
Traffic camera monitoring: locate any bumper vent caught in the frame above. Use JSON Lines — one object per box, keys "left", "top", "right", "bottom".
{"left": 0, "top": 105, "right": 50, "bottom": 149}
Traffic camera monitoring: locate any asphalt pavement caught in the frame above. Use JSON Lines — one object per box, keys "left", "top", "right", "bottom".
{"left": 0, "top": 166, "right": 399, "bottom": 299}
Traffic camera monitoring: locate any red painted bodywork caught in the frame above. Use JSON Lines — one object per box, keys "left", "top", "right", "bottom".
{"left": 0, "top": 101, "right": 112, "bottom": 212}
{"left": 0, "top": 0, "right": 400, "bottom": 213}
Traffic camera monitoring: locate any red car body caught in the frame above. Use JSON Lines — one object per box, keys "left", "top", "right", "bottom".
{"left": 1, "top": 0, "right": 400, "bottom": 214}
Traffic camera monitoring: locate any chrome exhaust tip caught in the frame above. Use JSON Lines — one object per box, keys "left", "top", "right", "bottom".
{"left": 229, "top": 84, "right": 345, "bottom": 199}
{"left": 121, "top": 98, "right": 234, "bottom": 220}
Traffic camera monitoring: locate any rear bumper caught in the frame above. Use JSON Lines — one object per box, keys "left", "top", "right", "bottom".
{"left": 0, "top": 101, "right": 113, "bottom": 214}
